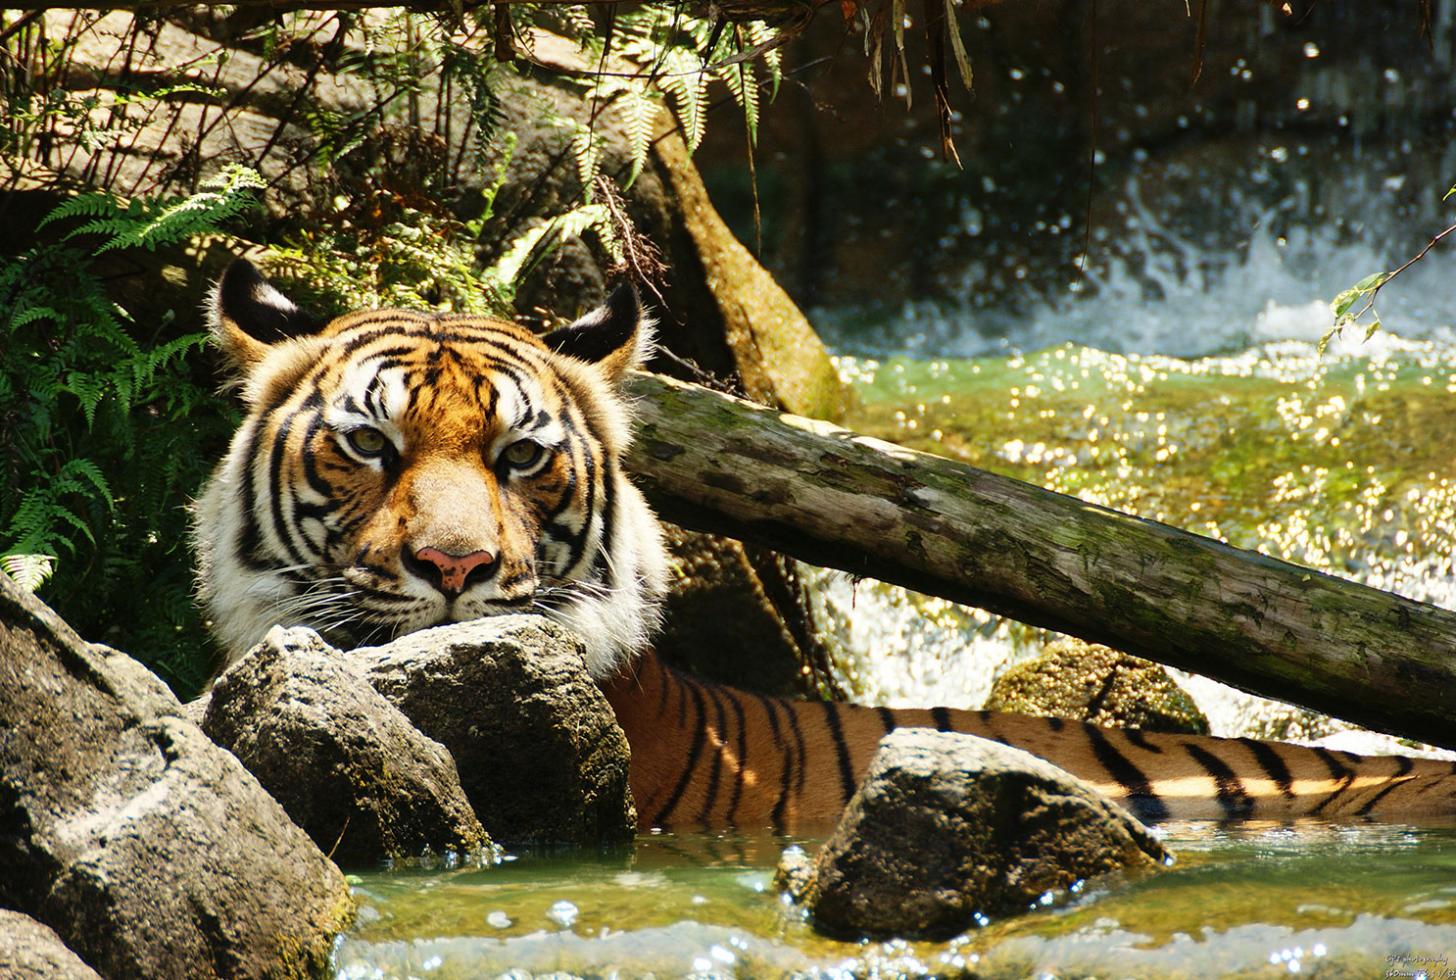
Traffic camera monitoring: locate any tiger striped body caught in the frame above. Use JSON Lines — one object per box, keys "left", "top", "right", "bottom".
{"left": 605, "top": 652, "right": 1456, "bottom": 828}
{"left": 196, "top": 259, "right": 1456, "bottom": 831}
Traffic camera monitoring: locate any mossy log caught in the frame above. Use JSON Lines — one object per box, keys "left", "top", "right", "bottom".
{"left": 623, "top": 373, "right": 1456, "bottom": 750}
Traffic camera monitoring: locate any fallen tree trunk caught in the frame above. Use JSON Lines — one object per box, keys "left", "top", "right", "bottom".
{"left": 623, "top": 373, "right": 1456, "bottom": 750}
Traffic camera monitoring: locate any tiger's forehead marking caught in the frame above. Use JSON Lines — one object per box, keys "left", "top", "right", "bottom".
{"left": 316, "top": 313, "right": 561, "bottom": 452}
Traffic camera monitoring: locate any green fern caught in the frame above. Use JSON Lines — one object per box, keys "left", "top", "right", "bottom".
{"left": 1, "top": 176, "right": 256, "bottom": 695}
{"left": 39, "top": 165, "right": 265, "bottom": 254}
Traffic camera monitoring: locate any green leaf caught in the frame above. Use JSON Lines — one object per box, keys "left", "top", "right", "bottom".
{"left": 1, "top": 553, "right": 55, "bottom": 592}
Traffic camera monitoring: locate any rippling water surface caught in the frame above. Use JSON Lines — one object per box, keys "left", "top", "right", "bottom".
{"left": 335, "top": 821, "right": 1456, "bottom": 978}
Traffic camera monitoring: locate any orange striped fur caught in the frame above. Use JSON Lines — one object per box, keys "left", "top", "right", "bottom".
{"left": 605, "top": 652, "right": 1456, "bottom": 830}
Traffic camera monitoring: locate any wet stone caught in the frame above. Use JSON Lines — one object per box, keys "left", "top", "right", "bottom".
{"left": 783, "top": 729, "right": 1170, "bottom": 939}
{"left": 203, "top": 626, "right": 491, "bottom": 866}
{"left": 352, "top": 616, "right": 636, "bottom": 846}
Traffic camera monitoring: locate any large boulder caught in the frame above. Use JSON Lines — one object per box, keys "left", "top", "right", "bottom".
{"left": 0, "top": 910, "right": 102, "bottom": 980}
{"left": 0, "top": 576, "right": 353, "bottom": 978}
{"left": 352, "top": 617, "right": 636, "bottom": 846}
{"left": 203, "top": 626, "right": 492, "bottom": 867}
{"left": 987, "top": 638, "right": 1209, "bottom": 735}
{"left": 780, "top": 729, "right": 1169, "bottom": 939}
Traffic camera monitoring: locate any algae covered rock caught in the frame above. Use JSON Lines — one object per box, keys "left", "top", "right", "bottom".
{"left": 352, "top": 616, "right": 636, "bottom": 846}
{"left": 0, "top": 910, "right": 101, "bottom": 980}
{"left": 0, "top": 575, "right": 353, "bottom": 979}
{"left": 203, "top": 625, "right": 491, "bottom": 866}
{"left": 987, "top": 638, "right": 1208, "bottom": 734}
{"left": 782, "top": 729, "right": 1169, "bottom": 939}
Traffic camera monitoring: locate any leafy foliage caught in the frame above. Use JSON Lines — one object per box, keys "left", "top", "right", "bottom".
{"left": 0, "top": 173, "right": 259, "bottom": 694}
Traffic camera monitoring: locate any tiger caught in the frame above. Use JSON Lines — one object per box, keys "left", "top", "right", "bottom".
{"left": 194, "top": 257, "right": 1456, "bottom": 831}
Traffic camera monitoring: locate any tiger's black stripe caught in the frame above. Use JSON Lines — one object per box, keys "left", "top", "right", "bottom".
{"left": 725, "top": 689, "right": 749, "bottom": 824}
{"left": 1356, "top": 777, "right": 1413, "bottom": 817}
{"left": 696, "top": 682, "right": 730, "bottom": 825}
{"left": 1309, "top": 747, "right": 1356, "bottom": 815}
{"left": 770, "top": 696, "right": 796, "bottom": 831}
{"left": 820, "top": 701, "right": 858, "bottom": 805}
{"left": 267, "top": 406, "right": 314, "bottom": 569}
{"left": 1185, "top": 743, "right": 1254, "bottom": 819}
{"left": 1123, "top": 728, "right": 1164, "bottom": 754}
{"left": 931, "top": 707, "right": 954, "bottom": 732}
{"left": 1084, "top": 725, "right": 1169, "bottom": 823}
{"left": 1238, "top": 737, "right": 1295, "bottom": 799}
{"left": 652, "top": 677, "right": 709, "bottom": 827}
{"left": 876, "top": 706, "right": 897, "bottom": 735}
{"left": 755, "top": 692, "right": 784, "bottom": 746}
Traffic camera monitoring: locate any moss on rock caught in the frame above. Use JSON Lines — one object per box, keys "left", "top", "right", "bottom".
{"left": 987, "top": 638, "right": 1208, "bottom": 734}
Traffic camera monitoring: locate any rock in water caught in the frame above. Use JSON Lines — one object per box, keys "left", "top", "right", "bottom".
{"left": 783, "top": 729, "right": 1169, "bottom": 939}
{"left": 0, "top": 576, "right": 353, "bottom": 978}
{"left": 203, "top": 626, "right": 491, "bottom": 866}
{"left": 986, "top": 638, "right": 1208, "bottom": 734}
{"left": 0, "top": 910, "right": 102, "bottom": 979}
{"left": 352, "top": 617, "right": 636, "bottom": 845}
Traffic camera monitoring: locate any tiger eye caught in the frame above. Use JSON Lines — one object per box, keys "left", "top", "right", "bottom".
{"left": 502, "top": 439, "right": 544, "bottom": 468}
{"left": 345, "top": 427, "right": 389, "bottom": 457}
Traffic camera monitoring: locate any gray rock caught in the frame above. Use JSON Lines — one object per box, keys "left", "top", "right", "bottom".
{"left": 352, "top": 617, "right": 635, "bottom": 846}
{"left": 203, "top": 626, "right": 492, "bottom": 866}
{"left": 0, "top": 576, "right": 354, "bottom": 979}
{"left": 784, "top": 729, "right": 1169, "bottom": 939}
{"left": 0, "top": 910, "right": 102, "bottom": 979}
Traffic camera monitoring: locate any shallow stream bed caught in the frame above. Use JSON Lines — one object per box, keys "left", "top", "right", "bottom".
{"left": 335, "top": 820, "right": 1456, "bottom": 978}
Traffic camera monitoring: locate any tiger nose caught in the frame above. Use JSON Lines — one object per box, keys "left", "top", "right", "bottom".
{"left": 406, "top": 546, "right": 498, "bottom": 597}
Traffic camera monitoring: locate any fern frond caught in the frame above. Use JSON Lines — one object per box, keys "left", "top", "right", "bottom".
{"left": 485, "top": 203, "right": 620, "bottom": 297}
{"left": 620, "top": 91, "right": 662, "bottom": 189}
{"left": 570, "top": 125, "right": 602, "bottom": 201}
{"left": 1, "top": 553, "right": 55, "bottom": 592}
{"left": 36, "top": 191, "right": 130, "bottom": 231}
{"left": 662, "top": 52, "right": 709, "bottom": 152}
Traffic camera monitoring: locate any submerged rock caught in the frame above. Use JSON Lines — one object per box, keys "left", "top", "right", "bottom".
{"left": 0, "top": 910, "right": 101, "bottom": 980}
{"left": 203, "top": 626, "right": 491, "bottom": 866}
{"left": 353, "top": 617, "right": 636, "bottom": 846}
{"left": 0, "top": 576, "right": 353, "bottom": 978}
{"left": 782, "top": 729, "right": 1169, "bottom": 939}
{"left": 987, "top": 638, "right": 1208, "bottom": 734}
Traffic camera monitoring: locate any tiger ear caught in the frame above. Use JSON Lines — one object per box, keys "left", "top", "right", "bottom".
{"left": 208, "top": 258, "right": 319, "bottom": 373}
{"left": 542, "top": 283, "right": 653, "bottom": 383}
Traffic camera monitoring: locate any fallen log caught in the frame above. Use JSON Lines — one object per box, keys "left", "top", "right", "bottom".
{"left": 623, "top": 373, "right": 1456, "bottom": 750}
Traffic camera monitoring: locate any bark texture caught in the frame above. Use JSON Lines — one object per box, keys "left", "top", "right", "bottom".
{"left": 623, "top": 372, "right": 1456, "bottom": 750}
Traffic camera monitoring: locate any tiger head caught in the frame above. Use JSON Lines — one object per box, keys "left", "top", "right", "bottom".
{"left": 192, "top": 259, "right": 668, "bottom": 677}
